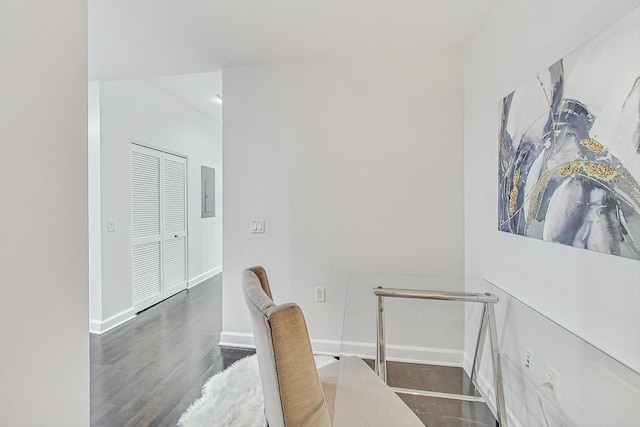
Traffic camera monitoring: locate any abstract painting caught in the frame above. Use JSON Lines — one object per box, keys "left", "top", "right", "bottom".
{"left": 498, "top": 9, "right": 640, "bottom": 260}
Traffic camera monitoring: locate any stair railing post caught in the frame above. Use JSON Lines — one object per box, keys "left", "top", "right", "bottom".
{"left": 487, "top": 303, "right": 507, "bottom": 427}
{"left": 375, "top": 287, "right": 387, "bottom": 383}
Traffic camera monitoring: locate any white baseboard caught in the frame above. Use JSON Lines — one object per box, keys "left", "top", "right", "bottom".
{"left": 188, "top": 266, "right": 222, "bottom": 289}
{"left": 328, "top": 340, "right": 463, "bottom": 366}
{"left": 219, "top": 332, "right": 255, "bottom": 349}
{"left": 219, "top": 331, "right": 463, "bottom": 366}
{"left": 89, "top": 308, "right": 136, "bottom": 335}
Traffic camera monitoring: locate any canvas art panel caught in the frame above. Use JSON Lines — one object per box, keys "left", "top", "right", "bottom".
{"left": 498, "top": 9, "right": 640, "bottom": 260}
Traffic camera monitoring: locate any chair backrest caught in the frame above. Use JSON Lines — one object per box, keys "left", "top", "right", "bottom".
{"left": 242, "top": 268, "right": 331, "bottom": 427}
{"left": 246, "top": 265, "right": 273, "bottom": 300}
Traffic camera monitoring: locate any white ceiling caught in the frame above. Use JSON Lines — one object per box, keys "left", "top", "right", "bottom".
{"left": 89, "top": 0, "right": 497, "bottom": 82}
{"left": 145, "top": 72, "right": 223, "bottom": 124}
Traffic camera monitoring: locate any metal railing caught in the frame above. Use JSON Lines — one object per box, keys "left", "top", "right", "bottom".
{"left": 373, "top": 286, "right": 507, "bottom": 427}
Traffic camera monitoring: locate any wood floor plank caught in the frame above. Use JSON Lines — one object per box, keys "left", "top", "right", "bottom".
{"left": 90, "top": 275, "right": 254, "bottom": 426}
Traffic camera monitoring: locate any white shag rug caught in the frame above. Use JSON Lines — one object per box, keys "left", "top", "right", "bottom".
{"left": 178, "top": 354, "right": 337, "bottom": 427}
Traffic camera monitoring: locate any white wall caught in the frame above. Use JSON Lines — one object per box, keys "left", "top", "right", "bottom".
{"left": 474, "top": 280, "right": 640, "bottom": 426}
{"left": 91, "top": 74, "right": 222, "bottom": 332}
{"left": 222, "top": 51, "right": 466, "bottom": 359}
{"left": 464, "top": 0, "right": 640, "bottom": 424}
{"left": 0, "top": 1, "right": 89, "bottom": 425}
{"left": 89, "top": 80, "right": 102, "bottom": 324}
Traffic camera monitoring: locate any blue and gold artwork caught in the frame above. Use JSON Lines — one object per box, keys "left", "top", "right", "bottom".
{"left": 499, "top": 9, "right": 640, "bottom": 260}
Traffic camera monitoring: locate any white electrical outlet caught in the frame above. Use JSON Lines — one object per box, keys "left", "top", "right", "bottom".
{"left": 524, "top": 348, "right": 536, "bottom": 374}
{"left": 315, "top": 287, "right": 326, "bottom": 302}
{"left": 545, "top": 365, "right": 560, "bottom": 399}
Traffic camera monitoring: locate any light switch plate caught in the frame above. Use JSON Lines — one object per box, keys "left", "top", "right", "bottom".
{"left": 107, "top": 219, "right": 117, "bottom": 232}
{"left": 251, "top": 219, "right": 265, "bottom": 234}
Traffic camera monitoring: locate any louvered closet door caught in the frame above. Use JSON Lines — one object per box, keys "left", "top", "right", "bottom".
{"left": 131, "top": 145, "right": 188, "bottom": 312}
{"left": 131, "top": 146, "right": 163, "bottom": 311}
{"left": 163, "top": 154, "right": 187, "bottom": 297}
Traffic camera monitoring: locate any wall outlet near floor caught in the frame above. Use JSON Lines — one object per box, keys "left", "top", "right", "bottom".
{"left": 315, "top": 287, "right": 326, "bottom": 302}
{"left": 524, "top": 348, "right": 535, "bottom": 374}
{"left": 545, "top": 365, "right": 560, "bottom": 399}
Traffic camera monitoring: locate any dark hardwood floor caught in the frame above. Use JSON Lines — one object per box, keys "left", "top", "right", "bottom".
{"left": 90, "top": 275, "right": 254, "bottom": 427}
{"left": 91, "top": 275, "right": 496, "bottom": 426}
{"left": 363, "top": 359, "right": 497, "bottom": 427}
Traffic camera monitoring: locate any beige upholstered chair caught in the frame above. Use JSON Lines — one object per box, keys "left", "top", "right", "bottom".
{"left": 242, "top": 267, "right": 424, "bottom": 427}
{"left": 243, "top": 267, "right": 330, "bottom": 427}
